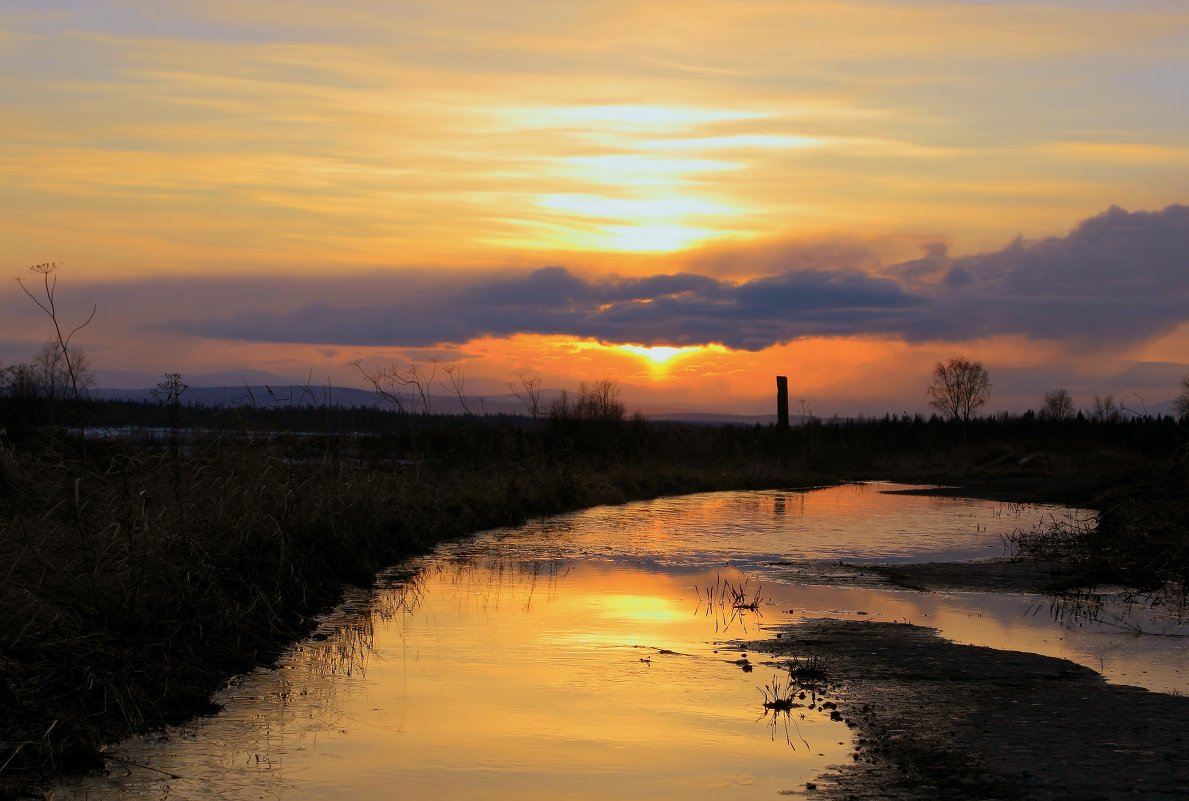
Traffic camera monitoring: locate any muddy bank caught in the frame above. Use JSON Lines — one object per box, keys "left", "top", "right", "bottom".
{"left": 877, "top": 473, "right": 1111, "bottom": 506}
{"left": 752, "top": 619, "right": 1189, "bottom": 800}
{"left": 854, "top": 558, "right": 1092, "bottom": 594}
{"left": 766, "top": 556, "right": 1091, "bottom": 595}
{"left": 0, "top": 437, "right": 820, "bottom": 800}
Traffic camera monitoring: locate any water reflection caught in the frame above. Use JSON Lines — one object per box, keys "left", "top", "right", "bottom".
{"left": 1034, "top": 583, "right": 1189, "bottom": 637}
{"left": 461, "top": 483, "right": 1076, "bottom": 569}
{"left": 698, "top": 575, "right": 765, "bottom": 635}
{"left": 756, "top": 656, "right": 838, "bottom": 750}
{"left": 68, "top": 560, "right": 852, "bottom": 800}
{"left": 61, "top": 484, "right": 1189, "bottom": 800}
{"left": 756, "top": 673, "right": 810, "bottom": 748}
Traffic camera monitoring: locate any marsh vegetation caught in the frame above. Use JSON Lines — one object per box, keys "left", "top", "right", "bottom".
{"left": 1, "top": 376, "right": 1187, "bottom": 796}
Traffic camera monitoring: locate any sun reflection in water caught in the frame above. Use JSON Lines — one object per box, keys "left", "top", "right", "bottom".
{"left": 60, "top": 485, "right": 1189, "bottom": 801}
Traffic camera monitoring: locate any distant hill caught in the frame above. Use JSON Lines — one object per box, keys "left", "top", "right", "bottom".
{"left": 648, "top": 412, "right": 807, "bottom": 426}
{"left": 91, "top": 385, "right": 537, "bottom": 416}
{"left": 89, "top": 383, "right": 781, "bottom": 423}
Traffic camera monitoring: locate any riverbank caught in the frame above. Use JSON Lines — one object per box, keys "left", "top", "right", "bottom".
{"left": 1, "top": 414, "right": 1184, "bottom": 798}
{"left": 752, "top": 619, "right": 1189, "bottom": 800}
{"left": 0, "top": 430, "right": 817, "bottom": 800}
{"left": 752, "top": 461, "right": 1189, "bottom": 800}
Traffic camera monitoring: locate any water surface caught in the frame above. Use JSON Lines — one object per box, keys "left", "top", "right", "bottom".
{"left": 64, "top": 483, "right": 1188, "bottom": 799}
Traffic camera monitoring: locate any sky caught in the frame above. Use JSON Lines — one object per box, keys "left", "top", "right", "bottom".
{"left": 2, "top": 1, "right": 1188, "bottom": 416}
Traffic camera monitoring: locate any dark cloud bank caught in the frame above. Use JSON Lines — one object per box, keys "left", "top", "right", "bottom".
{"left": 164, "top": 204, "right": 1189, "bottom": 350}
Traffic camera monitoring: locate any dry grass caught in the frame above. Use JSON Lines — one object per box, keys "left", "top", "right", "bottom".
{"left": 1, "top": 411, "right": 1184, "bottom": 796}
{"left": 1011, "top": 442, "right": 1189, "bottom": 594}
{"left": 0, "top": 427, "right": 814, "bottom": 796}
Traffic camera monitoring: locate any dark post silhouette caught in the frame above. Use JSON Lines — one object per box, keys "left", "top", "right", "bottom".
{"left": 776, "top": 375, "right": 789, "bottom": 428}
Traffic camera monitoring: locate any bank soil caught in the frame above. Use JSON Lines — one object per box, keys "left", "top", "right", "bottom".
{"left": 753, "top": 619, "right": 1189, "bottom": 800}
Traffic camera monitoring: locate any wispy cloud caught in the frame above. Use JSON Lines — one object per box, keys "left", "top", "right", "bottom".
{"left": 4, "top": 1, "right": 1187, "bottom": 274}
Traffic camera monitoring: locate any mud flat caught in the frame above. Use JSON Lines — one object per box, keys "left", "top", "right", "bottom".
{"left": 767, "top": 558, "right": 1084, "bottom": 594}
{"left": 853, "top": 559, "right": 1085, "bottom": 594}
{"left": 753, "top": 619, "right": 1189, "bottom": 800}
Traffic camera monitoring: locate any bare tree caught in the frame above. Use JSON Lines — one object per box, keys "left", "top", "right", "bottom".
{"left": 1040, "top": 388, "right": 1074, "bottom": 421}
{"left": 17, "top": 263, "right": 96, "bottom": 403}
{"left": 1174, "top": 375, "right": 1189, "bottom": 419}
{"left": 351, "top": 358, "right": 438, "bottom": 415}
{"left": 4, "top": 363, "right": 38, "bottom": 400}
{"left": 552, "top": 377, "right": 625, "bottom": 422}
{"left": 926, "top": 357, "right": 991, "bottom": 421}
{"left": 549, "top": 389, "right": 570, "bottom": 420}
{"left": 34, "top": 340, "right": 93, "bottom": 402}
{"left": 1089, "top": 394, "right": 1120, "bottom": 422}
{"left": 577, "top": 378, "right": 624, "bottom": 421}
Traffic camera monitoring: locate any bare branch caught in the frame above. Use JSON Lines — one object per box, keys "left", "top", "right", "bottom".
{"left": 926, "top": 357, "right": 990, "bottom": 421}
{"left": 441, "top": 365, "right": 475, "bottom": 416}
{"left": 16, "top": 263, "right": 95, "bottom": 403}
{"left": 509, "top": 374, "right": 543, "bottom": 420}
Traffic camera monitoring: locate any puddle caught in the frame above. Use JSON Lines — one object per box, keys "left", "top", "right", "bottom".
{"left": 60, "top": 484, "right": 1188, "bottom": 799}
{"left": 67, "top": 562, "right": 850, "bottom": 799}
{"left": 458, "top": 482, "right": 1072, "bottom": 568}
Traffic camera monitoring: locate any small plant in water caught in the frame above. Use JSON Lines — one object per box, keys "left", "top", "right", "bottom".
{"left": 787, "top": 653, "right": 830, "bottom": 684}
{"left": 1006, "top": 510, "right": 1098, "bottom": 563}
{"left": 759, "top": 674, "right": 797, "bottom": 712}
{"left": 756, "top": 674, "right": 810, "bottom": 748}
{"left": 699, "top": 575, "right": 764, "bottom": 633}
{"left": 702, "top": 574, "right": 763, "bottom": 610}
{"left": 1036, "top": 583, "right": 1189, "bottom": 636}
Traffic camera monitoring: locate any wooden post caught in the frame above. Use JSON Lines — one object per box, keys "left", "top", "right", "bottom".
{"left": 776, "top": 375, "right": 789, "bottom": 428}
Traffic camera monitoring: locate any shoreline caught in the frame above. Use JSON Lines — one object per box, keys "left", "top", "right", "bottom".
{"left": 0, "top": 446, "right": 828, "bottom": 800}
{"left": 755, "top": 476, "right": 1189, "bottom": 798}
{"left": 2, "top": 421, "right": 1180, "bottom": 798}
{"left": 752, "top": 618, "right": 1189, "bottom": 800}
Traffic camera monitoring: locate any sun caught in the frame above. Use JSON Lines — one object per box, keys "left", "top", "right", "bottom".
{"left": 617, "top": 344, "right": 705, "bottom": 366}
{"left": 559, "top": 339, "right": 727, "bottom": 377}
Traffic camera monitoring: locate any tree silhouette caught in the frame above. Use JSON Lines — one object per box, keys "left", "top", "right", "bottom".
{"left": 1174, "top": 375, "right": 1189, "bottom": 419}
{"left": 926, "top": 357, "right": 991, "bottom": 421}
{"left": 1040, "top": 388, "right": 1074, "bottom": 421}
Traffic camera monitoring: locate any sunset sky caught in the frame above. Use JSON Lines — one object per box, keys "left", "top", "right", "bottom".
{"left": 3, "top": 1, "right": 1188, "bottom": 416}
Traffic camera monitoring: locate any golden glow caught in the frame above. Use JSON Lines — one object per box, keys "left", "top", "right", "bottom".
{"left": 3, "top": 1, "right": 1187, "bottom": 413}
{"left": 6, "top": 4, "right": 1186, "bottom": 276}
{"left": 636, "top": 133, "right": 826, "bottom": 152}
{"left": 533, "top": 191, "right": 746, "bottom": 253}
{"left": 537, "top": 194, "right": 738, "bottom": 221}
{"left": 508, "top": 221, "right": 728, "bottom": 254}
{"left": 1037, "top": 141, "right": 1189, "bottom": 164}
{"left": 601, "top": 223, "right": 719, "bottom": 253}
{"left": 555, "top": 155, "right": 740, "bottom": 187}
{"left": 598, "top": 594, "right": 689, "bottom": 623}
{"left": 504, "top": 104, "right": 769, "bottom": 131}
{"left": 618, "top": 344, "right": 711, "bottom": 367}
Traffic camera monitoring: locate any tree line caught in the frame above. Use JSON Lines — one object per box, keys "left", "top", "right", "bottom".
{"left": 926, "top": 356, "right": 1189, "bottom": 423}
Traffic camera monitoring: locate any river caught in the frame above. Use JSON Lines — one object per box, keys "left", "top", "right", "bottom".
{"left": 62, "top": 483, "right": 1188, "bottom": 799}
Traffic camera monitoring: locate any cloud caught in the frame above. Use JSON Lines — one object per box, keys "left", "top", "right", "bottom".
{"left": 153, "top": 204, "right": 1189, "bottom": 352}
{"left": 909, "top": 204, "right": 1189, "bottom": 344}
{"left": 161, "top": 265, "right": 918, "bottom": 351}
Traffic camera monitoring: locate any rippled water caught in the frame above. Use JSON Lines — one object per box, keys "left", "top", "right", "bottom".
{"left": 453, "top": 482, "right": 1052, "bottom": 568}
{"left": 62, "top": 483, "right": 1188, "bottom": 800}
